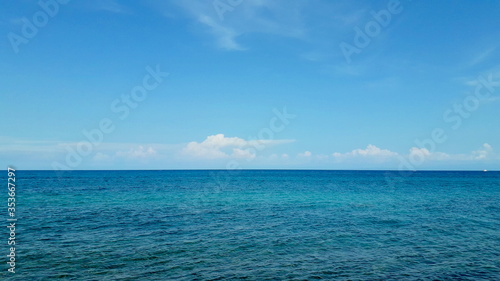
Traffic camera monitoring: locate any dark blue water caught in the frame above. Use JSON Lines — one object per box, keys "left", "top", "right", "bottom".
{"left": 4, "top": 170, "right": 500, "bottom": 280}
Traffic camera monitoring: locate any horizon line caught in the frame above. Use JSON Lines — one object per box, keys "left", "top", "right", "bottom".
{"left": 10, "top": 169, "right": 497, "bottom": 172}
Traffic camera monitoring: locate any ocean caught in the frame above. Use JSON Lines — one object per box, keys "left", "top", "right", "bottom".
{"left": 4, "top": 170, "right": 499, "bottom": 280}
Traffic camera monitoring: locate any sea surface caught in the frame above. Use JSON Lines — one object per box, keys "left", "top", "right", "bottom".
{"left": 4, "top": 170, "right": 500, "bottom": 280}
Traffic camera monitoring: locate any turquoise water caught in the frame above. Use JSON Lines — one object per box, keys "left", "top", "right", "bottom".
{"left": 4, "top": 170, "right": 500, "bottom": 280}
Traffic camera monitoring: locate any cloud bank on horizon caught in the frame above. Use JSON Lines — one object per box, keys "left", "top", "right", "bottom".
{"left": 0, "top": 134, "right": 497, "bottom": 170}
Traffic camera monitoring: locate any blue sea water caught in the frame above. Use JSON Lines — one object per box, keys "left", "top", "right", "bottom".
{"left": 3, "top": 170, "right": 500, "bottom": 280}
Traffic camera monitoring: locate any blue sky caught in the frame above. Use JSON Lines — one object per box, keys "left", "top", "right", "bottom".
{"left": 1, "top": 0, "right": 500, "bottom": 170}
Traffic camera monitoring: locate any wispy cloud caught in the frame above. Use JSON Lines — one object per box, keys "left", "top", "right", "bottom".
{"left": 90, "top": 145, "right": 159, "bottom": 164}
{"left": 458, "top": 68, "right": 500, "bottom": 104}
{"left": 468, "top": 45, "right": 498, "bottom": 67}
{"left": 462, "top": 69, "right": 500, "bottom": 87}
{"left": 0, "top": 138, "right": 57, "bottom": 152}
{"left": 167, "top": 0, "right": 308, "bottom": 50}
{"left": 116, "top": 145, "right": 157, "bottom": 159}
{"left": 198, "top": 15, "right": 245, "bottom": 50}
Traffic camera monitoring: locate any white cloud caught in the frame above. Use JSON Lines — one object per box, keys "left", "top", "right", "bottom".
{"left": 409, "top": 147, "right": 430, "bottom": 158}
{"left": 472, "top": 143, "right": 493, "bottom": 160}
{"left": 232, "top": 148, "right": 256, "bottom": 159}
{"left": 182, "top": 134, "right": 292, "bottom": 159}
{"left": 431, "top": 152, "right": 451, "bottom": 161}
{"left": 407, "top": 147, "right": 451, "bottom": 161}
{"left": 330, "top": 144, "right": 488, "bottom": 166}
{"left": 404, "top": 143, "right": 496, "bottom": 163}
{"left": 333, "top": 144, "right": 398, "bottom": 160}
